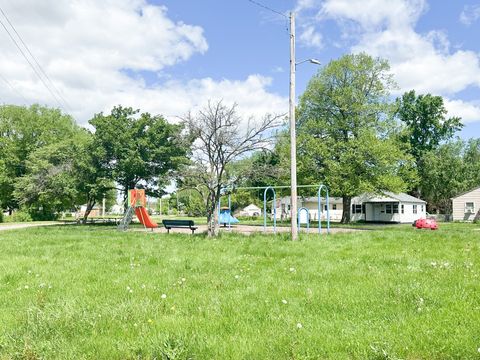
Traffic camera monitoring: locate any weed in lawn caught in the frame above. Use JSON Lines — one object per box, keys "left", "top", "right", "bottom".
{"left": 0, "top": 223, "right": 479, "bottom": 359}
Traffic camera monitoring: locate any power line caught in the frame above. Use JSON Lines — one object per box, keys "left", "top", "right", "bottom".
{"left": 0, "top": 72, "right": 28, "bottom": 103}
{"left": 0, "top": 6, "right": 72, "bottom": 111}
{"left": 0, "top": 12, "right": 67, "bottom": 112}
{"left": 246, "top": 0, "right": 288, "bottom": 18}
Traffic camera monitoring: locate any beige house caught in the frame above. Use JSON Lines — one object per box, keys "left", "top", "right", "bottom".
{"left": 274, "top": 192, "right": 426, "bottom": 223}
{"left": 451, "top": 186, "right": 480, "bottom": 221}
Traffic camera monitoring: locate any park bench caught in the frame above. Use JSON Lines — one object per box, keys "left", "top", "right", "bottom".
{"left": 162, "top": 219, "right": 198, "bottom": 234}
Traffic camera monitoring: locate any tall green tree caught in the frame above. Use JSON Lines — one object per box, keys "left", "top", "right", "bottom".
{"left": 12, "top": 129, "right": 114, "bottom": 221}
{"left": 296, "top": 53, "right": 416, "bottom": 223}
{"left": 0, "top": 104, "right": 79, "bottom": 213}
{"left": 419, "top": 140, "right": 465, "bottom": 214}
{"left": 396, "top": 90, "right": 463, "bottom": 197}
{"left": 89, "top": 106, "right": 190, "bottom": 205}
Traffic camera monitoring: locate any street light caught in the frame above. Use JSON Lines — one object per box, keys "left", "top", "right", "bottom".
{"left": 296, "top": 58, "right": 321, "bottom": 66}
{"left": 289, "top": 12, "right": 320, "bottom": 241}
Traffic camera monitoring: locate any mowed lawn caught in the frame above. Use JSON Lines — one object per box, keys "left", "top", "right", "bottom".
{"left": 0, "top": 224, "right": 479, "bottom": 359}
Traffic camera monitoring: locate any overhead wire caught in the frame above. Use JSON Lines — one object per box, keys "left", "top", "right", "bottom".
{"left": 246, "top": 0, "right": 290, "bottom": 35}
{"left": 246, "top": 0, "right": 288, "bottom": 18}
{"left": 0, "top": 9, "right": 68, "bottom": 113}
{"left": 0, "top": 6, "right": 72, "bottom": 111}
{"left": 0, "top": 72, "right": 28, "bottom": 103}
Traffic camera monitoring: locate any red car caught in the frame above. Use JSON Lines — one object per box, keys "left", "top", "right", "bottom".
{"left": 413, "top": 218, "right": 438, "bottom": 230}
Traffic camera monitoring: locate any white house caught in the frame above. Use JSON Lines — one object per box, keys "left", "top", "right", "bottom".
{"left": 274, "top": 192, "right": 426, "bottom": 223}
{"left": 237, "top": 204, "right": 262, "bottom": 217}
{"left": 451, "top": 186, "right": 480, "bottom": 221}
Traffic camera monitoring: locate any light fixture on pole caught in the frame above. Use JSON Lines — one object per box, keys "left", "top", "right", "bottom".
{"left": 289, "top": 12, "right": 320, "bottom": 241}
{"left": 296, "top": 58, "right": 321, "bottom": 66}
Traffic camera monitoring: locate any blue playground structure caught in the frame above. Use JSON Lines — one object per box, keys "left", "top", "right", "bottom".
{"left": 218, "top": 206, "right": 239, "bottom": 227}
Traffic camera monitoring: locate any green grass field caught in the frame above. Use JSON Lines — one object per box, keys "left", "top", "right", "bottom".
{"left": 0, "top": 223, "right": 479, "bottom": 359}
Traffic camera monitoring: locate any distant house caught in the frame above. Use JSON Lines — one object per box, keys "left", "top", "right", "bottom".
{"left": 77, "top": 205, "right": 102, "bottom": 217}
{"left": 237, "top": 204, "right": 262, "bottom": 217}
{"left": 274, "top": 192, "right": 426, "bottom": 223}
{"left": 451, "top": 186, "right": 480, "bottom": 221}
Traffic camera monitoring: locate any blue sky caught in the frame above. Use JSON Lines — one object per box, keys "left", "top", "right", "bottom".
{"left": 0, "top": 0, "right": 479, "bottom": 138}
{"left": 153, "top": 0, "right": 480, "bottom": 138}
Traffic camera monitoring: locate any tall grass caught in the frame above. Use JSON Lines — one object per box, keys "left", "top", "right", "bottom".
{"left": 0, "top": 223, "right": 479, "bottom": 359}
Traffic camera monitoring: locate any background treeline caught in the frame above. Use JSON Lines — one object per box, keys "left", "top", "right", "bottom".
{"left": 1, "top": 53, "right": 479, "bottom": 223}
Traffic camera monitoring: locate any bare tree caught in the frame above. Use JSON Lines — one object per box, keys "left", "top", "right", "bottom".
{"left": 182, "top": 101, "right": 284, "bottom": 236}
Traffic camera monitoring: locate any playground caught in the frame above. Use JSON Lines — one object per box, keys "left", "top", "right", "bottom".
{"left": 118, "top": 186, "right": 336, "bottom": 236}
{"left": 0, "top": 223, "right": 479, "bottom": 359}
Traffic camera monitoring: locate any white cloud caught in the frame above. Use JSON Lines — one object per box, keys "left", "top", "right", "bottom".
{"left": 319, "top": 0, "right": 427, "bottom": 31}
{"left": 296, "top": 0, "right": 480, "bottom": 123}
{"left": 0, "top": 0, "right": 286, "bottom": 125}
{"left": 299, "top": 25, "right": 323, "bottom": 49}
{"left": 444, "top": 99, "right": 480, "bottom": 124}
{"left": 459, "top": 4, "right": 480, "bottom": 26}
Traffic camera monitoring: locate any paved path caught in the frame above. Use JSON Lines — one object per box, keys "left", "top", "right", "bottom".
{"left": 135, "top": 224, "right": 361, "bottom": 235}
{"left": 0, "top": 222, "right": 60, "bottom": 232}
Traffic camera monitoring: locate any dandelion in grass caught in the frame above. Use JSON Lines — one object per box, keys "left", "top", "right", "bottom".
{"left": 24, "top": 285, "right": 29, "bottom": 289}
{"left": 289, "top": 267, "right": 296, "bottom": 273}
{"left": 161, "top": 293, "right": 167, "bottom": 299}
{"left": 148, "top": 319, "right": 153, "bottom": 323}
{"left": 235, "top": 275, "right": 240, "bottom": 280}
{"left": 296, "top": 323, "right": 303, "bottom": 329}
{"left": 282, "top": 299, "right": 288, "bottom": 304}
{"left": 181, "top": 278, "right": 186, "bottom": 282}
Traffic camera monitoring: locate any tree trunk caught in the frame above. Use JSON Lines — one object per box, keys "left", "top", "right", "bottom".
{"left": 207, "top": 191, "right": 219, "bottom": 237}
{"left": 341, "top": 196, "right": 351, "bottom": 224}
{"left": 82, "top": 200, "right": 96, "bottom": 224}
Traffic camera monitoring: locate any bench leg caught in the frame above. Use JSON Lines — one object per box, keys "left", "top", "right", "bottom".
{"left": 191, "top": 229, "right": 194, "bottom": 234}
{"left": 167, "top": 228, "right": 170, "bottom": 234}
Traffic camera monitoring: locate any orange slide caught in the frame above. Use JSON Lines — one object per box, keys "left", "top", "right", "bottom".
{"left": 134, "top": 207, "right": 158, "bottom": 228}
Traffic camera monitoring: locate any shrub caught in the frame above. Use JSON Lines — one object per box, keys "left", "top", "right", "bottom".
{"left": 0, "top": 211, "right": 3, "bottom": 223}
{"left": 7, "top": 210, "right": 33, "bottom": 223}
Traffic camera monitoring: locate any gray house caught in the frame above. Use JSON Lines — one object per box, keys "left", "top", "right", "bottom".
{"left": 451, "top": 186, "right": 480, "bottom": 221}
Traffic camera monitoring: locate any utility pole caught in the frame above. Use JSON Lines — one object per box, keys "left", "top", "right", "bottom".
{"left": 102, "top": 195, "right": 106, "bottom": 217}
{"left": 289, "top": 11, "right": 298, "bottom": 240}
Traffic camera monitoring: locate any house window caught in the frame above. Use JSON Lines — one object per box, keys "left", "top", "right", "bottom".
{"left": 352, "top": 204, "right": 362, "bottom": 214}
{"left": 287, "top": 205, "right": 291, "bottom": 211}
{"left": 324, "top": 205, "right": 328, "bottom": 211}
{"left": 393, "top": 204, "right": 399, "bottom": 214}
{"left": 465, "top": 202, "right": 475, "bottom": 213}
{"left": 386, "top": 204, "right": 392, "bottom": 214}
{"left": 401, "top": 205, "right": 404, "bottom": 214}
{"left": 362, "top": 204, "right": 366, "bottom": 214}
{"left": 421, "top": 205, "right": 424, "bottom": 212}
{"left": 333, "top": 204, "right": 337, "bottom": 210}
{"left": 413, "top": 205, "right": 417, "bottom": 214}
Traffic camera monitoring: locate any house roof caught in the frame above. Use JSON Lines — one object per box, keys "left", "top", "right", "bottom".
{"left": 243, "top": 204, "right": 261, "bottom": 210}
{"left": 451, "top": 185, "right": 480, "bottom": 200}
{"left": 277, "top": 192, "right": 425, "bottom": 204}
{"left": 355, "top": 192, "right": 426, "bottom": 203}
{"left": 382, "top": 192, "right": 426, "bottom": 203}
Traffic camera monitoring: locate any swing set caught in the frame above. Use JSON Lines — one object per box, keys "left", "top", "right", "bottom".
{"left": 220, "top": 184, "right": 331, "bottom": 234}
